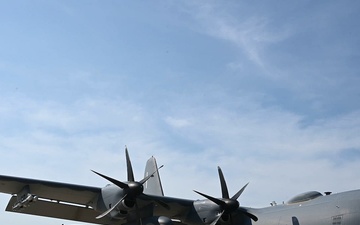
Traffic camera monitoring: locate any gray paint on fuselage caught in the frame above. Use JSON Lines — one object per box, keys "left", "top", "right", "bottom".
{"left": 248, "top": 190, "right": 360, "bottom": 225}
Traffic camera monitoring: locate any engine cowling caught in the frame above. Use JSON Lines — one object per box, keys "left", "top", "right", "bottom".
{"left": 142, "top": 216, "right": 173, "bottom": 225}
{"left": 96, "top": 184, "right": 135, "bottom": 218}
{"left": 121, "top": 198, "right": 136, "bottom": 209}
{"left": 193, "top": 199, "right": 221, "bottom": 224}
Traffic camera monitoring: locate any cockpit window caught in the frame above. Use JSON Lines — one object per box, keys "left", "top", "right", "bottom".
{"left": 287, "top": 191, "right": 323, "bottom": 204}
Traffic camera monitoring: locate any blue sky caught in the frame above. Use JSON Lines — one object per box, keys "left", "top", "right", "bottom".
{"left": 1, "top": 1, "right": 360, "bottom": 225}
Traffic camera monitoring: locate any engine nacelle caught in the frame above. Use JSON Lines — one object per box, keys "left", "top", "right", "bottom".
{"left": 112, "top": 198, "right": 135, "bottom": 217}
{"left": 97, "top": 184, "right": 136, "bottom": 218}
{"left": 121, "top": 198, "right": 136, "bottom": 209}
{"left": 141, "top": 216, "right": 173, "bottom": 225}
{"left": 193, "top": 199, "right": 221, "bottom": 224}
{"left": 192, "top": 199, "right": 252, "bottom": 225}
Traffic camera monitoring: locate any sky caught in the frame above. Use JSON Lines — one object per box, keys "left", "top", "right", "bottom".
{"left": 0, "top": 0, "right": 360, "bottom": 225}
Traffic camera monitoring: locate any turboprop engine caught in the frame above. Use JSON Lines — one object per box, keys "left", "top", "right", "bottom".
{"left": 92, "top": 148, "right": 166, "bottom": 220}
{"left": 97, "top": 184, "right": 136, "bottom": 218}
{"left": 193, "top": 167, "right": 257, "bottom": 225}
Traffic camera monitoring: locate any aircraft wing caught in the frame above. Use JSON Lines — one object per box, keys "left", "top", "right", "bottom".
{"left": 5, "top": 196, "right": 117, "bottom": 225}
{"left": 0, "top": 174, "right": 101, "bottom": 205}
{"left": 0, "top": 174, "right": 110, "bottom": 224}
{"left": 0, "top": 152, "right": 198, "bottom": 225}
{"left": 0, "top": 174, "right": 195, "bottom": 225}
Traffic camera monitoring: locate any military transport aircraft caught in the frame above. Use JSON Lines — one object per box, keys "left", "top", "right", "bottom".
{"left": 0, "top": 148, "right": 360, "bottom": 225}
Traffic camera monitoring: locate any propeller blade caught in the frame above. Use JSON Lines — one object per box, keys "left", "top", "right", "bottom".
{"left": 91, "top": 170, "right": 129, "bottom": 189}
{"left": 139, "top": 165, "right": 164, "bottom": 184}
{"left": 237, "top": 207, "right": 258, "bottom": 221}
{"left": 125, "top": 147, "right": 135, "bottom": 182}
{"left": 231, "top": 182, "right": 249, "bottom": 200}
{"left": 218, "top": 167, "right": 229, "bottom": 199}
{"left": 96, "top": 194, "right": 128, "bottom": 219}
{"left": 193, "top": 190, "right": 226, "bottom": 208}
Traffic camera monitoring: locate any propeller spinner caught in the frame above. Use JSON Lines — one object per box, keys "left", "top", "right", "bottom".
{"left": 194, "top": 167, "right": 257, "bottom": 225}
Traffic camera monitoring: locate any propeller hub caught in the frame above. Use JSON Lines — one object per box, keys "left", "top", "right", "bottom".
{"left": 127, "top": 182, "right": 144, "bottom": 196}
{"left": 223, "top": 199, "right": 239, "bottom": 212}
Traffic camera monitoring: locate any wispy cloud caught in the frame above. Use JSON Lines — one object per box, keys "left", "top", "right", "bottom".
{"left": 180, "top": 1, "right": 360, "bottom": 122}
{"left": 165, "top": 116, "right": 192, "bottom": 128}
{"left": 183, "top": 2, "right": 293, "bottom": 69}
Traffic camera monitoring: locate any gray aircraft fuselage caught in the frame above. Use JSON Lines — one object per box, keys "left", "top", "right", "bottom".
{"left": 248, "top": 190, "right": 360, "bottom": 225}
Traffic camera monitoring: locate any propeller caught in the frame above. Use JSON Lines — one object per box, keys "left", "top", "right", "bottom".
{"left": 193, "top": 167, "right": 258, "bottom": 225}
{"left": 92, "top": 147, "right": 165, "bottom": 219}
